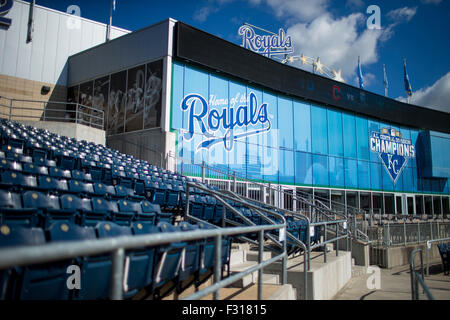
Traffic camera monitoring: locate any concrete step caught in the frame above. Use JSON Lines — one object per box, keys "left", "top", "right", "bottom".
{"left": 199, "top": 283, "right": 296, "bottom": 300}
{"left": 267, "top": 284, "right": 297, "bottom": 300}
{"left": 246, "top": 250, "right": 272, "bottom": 262}
{"left": 230, "top": 249, "right": 247, "bottom": 266}
{"left": 228, "top": 261, "right": 280, "bottom": 288}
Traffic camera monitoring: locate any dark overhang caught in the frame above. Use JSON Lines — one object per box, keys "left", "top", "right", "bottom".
{"left": 175, "top": 22, "right": 450, "bottom": 134}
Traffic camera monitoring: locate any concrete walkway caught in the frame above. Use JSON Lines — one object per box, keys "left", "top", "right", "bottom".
{"left": 334, "top": 260, "right": 450, "bottom": 300}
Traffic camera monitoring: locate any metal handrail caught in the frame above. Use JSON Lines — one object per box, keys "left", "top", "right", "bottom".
{"left": 410, "top": 249, "right": 434, "bottom": 300}
{"left": 0, "top": 96, "right": 105, "bottom": 130}
{"left": 423, "top": 237, "right": 450, "bottom": 276}
{"left": 184, "top": 181, "right": 313, "bottom": 299}
{"left": 0, "top": 223, "right": 285, "bottom": 300}
{"left": 185, "top": 182, "right": 288, "bottom": 285}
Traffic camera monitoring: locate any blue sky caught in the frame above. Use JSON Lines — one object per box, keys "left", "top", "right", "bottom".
{"left": 33, "top": 0, "right": 450, "bottom": 112}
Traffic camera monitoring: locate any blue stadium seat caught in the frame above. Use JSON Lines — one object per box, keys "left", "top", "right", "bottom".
{"left": 92, "top": 182, "right": 116, "bottom": 198}
{"left": 0, "top": 171, "right": 37, "bottom": 191}
{"left": 68, "top": 180, "right": 94, "bottom": 196}
{"left": 37, "top": 176, "right": 68, "bottom": 194}
{"left": 83, "top": 197, "right": 117, "bottom": 226}
{"left": 116, "top": 199, "right": 140, "bottom": 226}
{"left": 54, "top": 194, "right": 91, "bottom": 226}
{"left": 0, "top": 189, "right": 38, "bottom": 227}
{"left": 196, "top": 222, "right": 231, "bottom": 284}
{"left": 71, "top": 170, "right": 93, "bottom": 182}
{"left": 152, "top": 222, "right": 187, "bottom": 297}
{"left": 0, "top": 224, "right": 71, "bottom": 300}
{"left": 89, "top": 167, "right": 103, "bottom": 182}
{"left": 33, "top": 156, "right": 56, "bottom": 168}
{"left": 70, "top": 222, "right": 125, "bottom": 300}
{"left": 165, "top": 184, "right": 180, "bottom": 208}
{"left": 139, "top": 200, "right": 159, "bottom": 225}
{"left": 177, "top": 222, "right": 200, "bottom": 290}
{"left": 22, "top": 163, "right": 49, "bottom": 176}
{"left": 189, "top": 195, "right": 205, "bottom": 220}
{"left": 114, "top": 185, "right": 134, "bottom": 199}
{"left": 151, "top": 183, "right": 167, "bottom": 207}
{"left": 49, "top": 167, "right": 71, "bottom": 180}
{"left": 203, "top": 196, "right": 216, "bottom": 221}
{"left": 54, "top": 152, "right": 76, "bottom": 171}
{"left": 127, "top": 222, "right": 161, "bottom": 297}
{"left": 0, "top": 159, "right": 22, "bottom": 172}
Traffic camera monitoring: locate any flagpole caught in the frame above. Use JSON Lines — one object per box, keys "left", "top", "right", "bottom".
{"left": 107, "top": 0, "right": 113, "bottom": 42}
{"left": 383, "top": 64, "right": 388, "bottom": 97}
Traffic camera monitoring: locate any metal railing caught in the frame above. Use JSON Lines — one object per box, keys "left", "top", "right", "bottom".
{"left": 183, "top": 179, "right": 350, "bottom": 300}
{"left": 0, "top": 222, "right": 285, "bottom": 301}
{"left": 367, "top": 221, "right": 450, "bottom": 247}
{"left": 410, "top": 249, "right": 434, "bottom": 300}
{"left": 0, "top": 96, "right": 104, "bottom": 130}
{"left": 423, "top": 237, "right": 450, "bottom": 276}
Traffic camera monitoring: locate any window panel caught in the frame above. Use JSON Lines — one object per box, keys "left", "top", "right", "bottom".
{"left": 370, "top": 161, "right": 382, "bottom": 191}
{"left": 358, "top": 160, "right": 370, "bottom": 190}
{"left": 279, "top": 150, "right": 294, "bottom": 185}
{"left": 329, "top": 156, "right": 345, "bottom": 187}
{"left": 312, "top": 154, "right": 329, "bottom": 186}
{"left": 311, "top": 105, "right": 328, "bottom": 155}
{"left": 294, "top": 101, "right": 311, "bottom": 152}
{"left": 345, "top": 158, "right": 358, "bottom": 189}
{"left": 295, "top": 151, "right": 312, "bottom": 185}
{"left": 355, "top": 116, "right": 369, "bottom": 160}
{"left": 342, "top": 113, "right": 357, "bottom": 158}
{"left": 327, "top": 109, "right": 343, "bottom": 156}
{"left": 278, "top": 96, "right": 294, "bottom": 150}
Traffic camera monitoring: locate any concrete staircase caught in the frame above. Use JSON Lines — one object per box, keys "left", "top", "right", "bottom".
{"left": 225, "top": 243, "right": 296, "bottom": 300}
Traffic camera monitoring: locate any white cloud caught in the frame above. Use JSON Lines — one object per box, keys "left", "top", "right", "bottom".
{"left": 193, "top": 6, "right": 218, "bottom": 22}
{"left": 354, "top": 72, "right": 376, "bottom": 88}
{"left": 397, "top": 72, "right": 450, "bottom": 113}
{"left": 286, "top": 13, "right": 389, "bottom": 82}
{"left": 386, "top": 7, "right": 417, "bottom": 24}
{"left": 262, "top": 0, "right": 329, "bottom": 22}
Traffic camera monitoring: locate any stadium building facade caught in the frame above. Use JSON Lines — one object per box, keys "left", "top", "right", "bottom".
{"left": 1, "top": 2, "right": 449, "bottom": 217}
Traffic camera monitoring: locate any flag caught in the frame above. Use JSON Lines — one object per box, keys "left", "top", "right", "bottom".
{"left": 404, "top": 59, "right": 413, "bottom": 97}
{"left": 358, "top": 56, "right": 364, "bottom": 89}
{"left": 383, "top": 64, "right": 388, "bottom": 97}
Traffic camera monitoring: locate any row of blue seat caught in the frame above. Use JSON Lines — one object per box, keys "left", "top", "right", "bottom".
{"left": 0, "top": 189, "right": 169, "bottom": 228}
{"left": 0, "top": 220, "right": 231, "bottom": 300}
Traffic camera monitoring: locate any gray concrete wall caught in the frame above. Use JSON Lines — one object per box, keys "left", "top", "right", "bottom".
{"left": 19, "top": 120, "right": 105, "bottom": 145}
{"left": 106, "top": 129, "right": 176, "bottom": 169}
{"left": 370, "top": 243, "right": 443, "bottom": 269}
{"left": 264, "top": 251, "right": 352, "bottom": 300}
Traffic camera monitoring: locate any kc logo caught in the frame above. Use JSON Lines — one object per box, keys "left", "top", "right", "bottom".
{"left": 370, "top": 128, "right": 415, "bottom": 184}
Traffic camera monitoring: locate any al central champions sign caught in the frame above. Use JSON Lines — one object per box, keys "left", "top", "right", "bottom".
{"left": 370, "top": 128, "right": 416, "bottom": 184}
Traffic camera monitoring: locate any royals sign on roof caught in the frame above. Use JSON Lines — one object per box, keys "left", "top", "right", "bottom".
{"left": 370, "top": 128, "right": 416, "bottom": 184}
{"left": 238, "top": 25, "right": 293, "bottom": 58}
